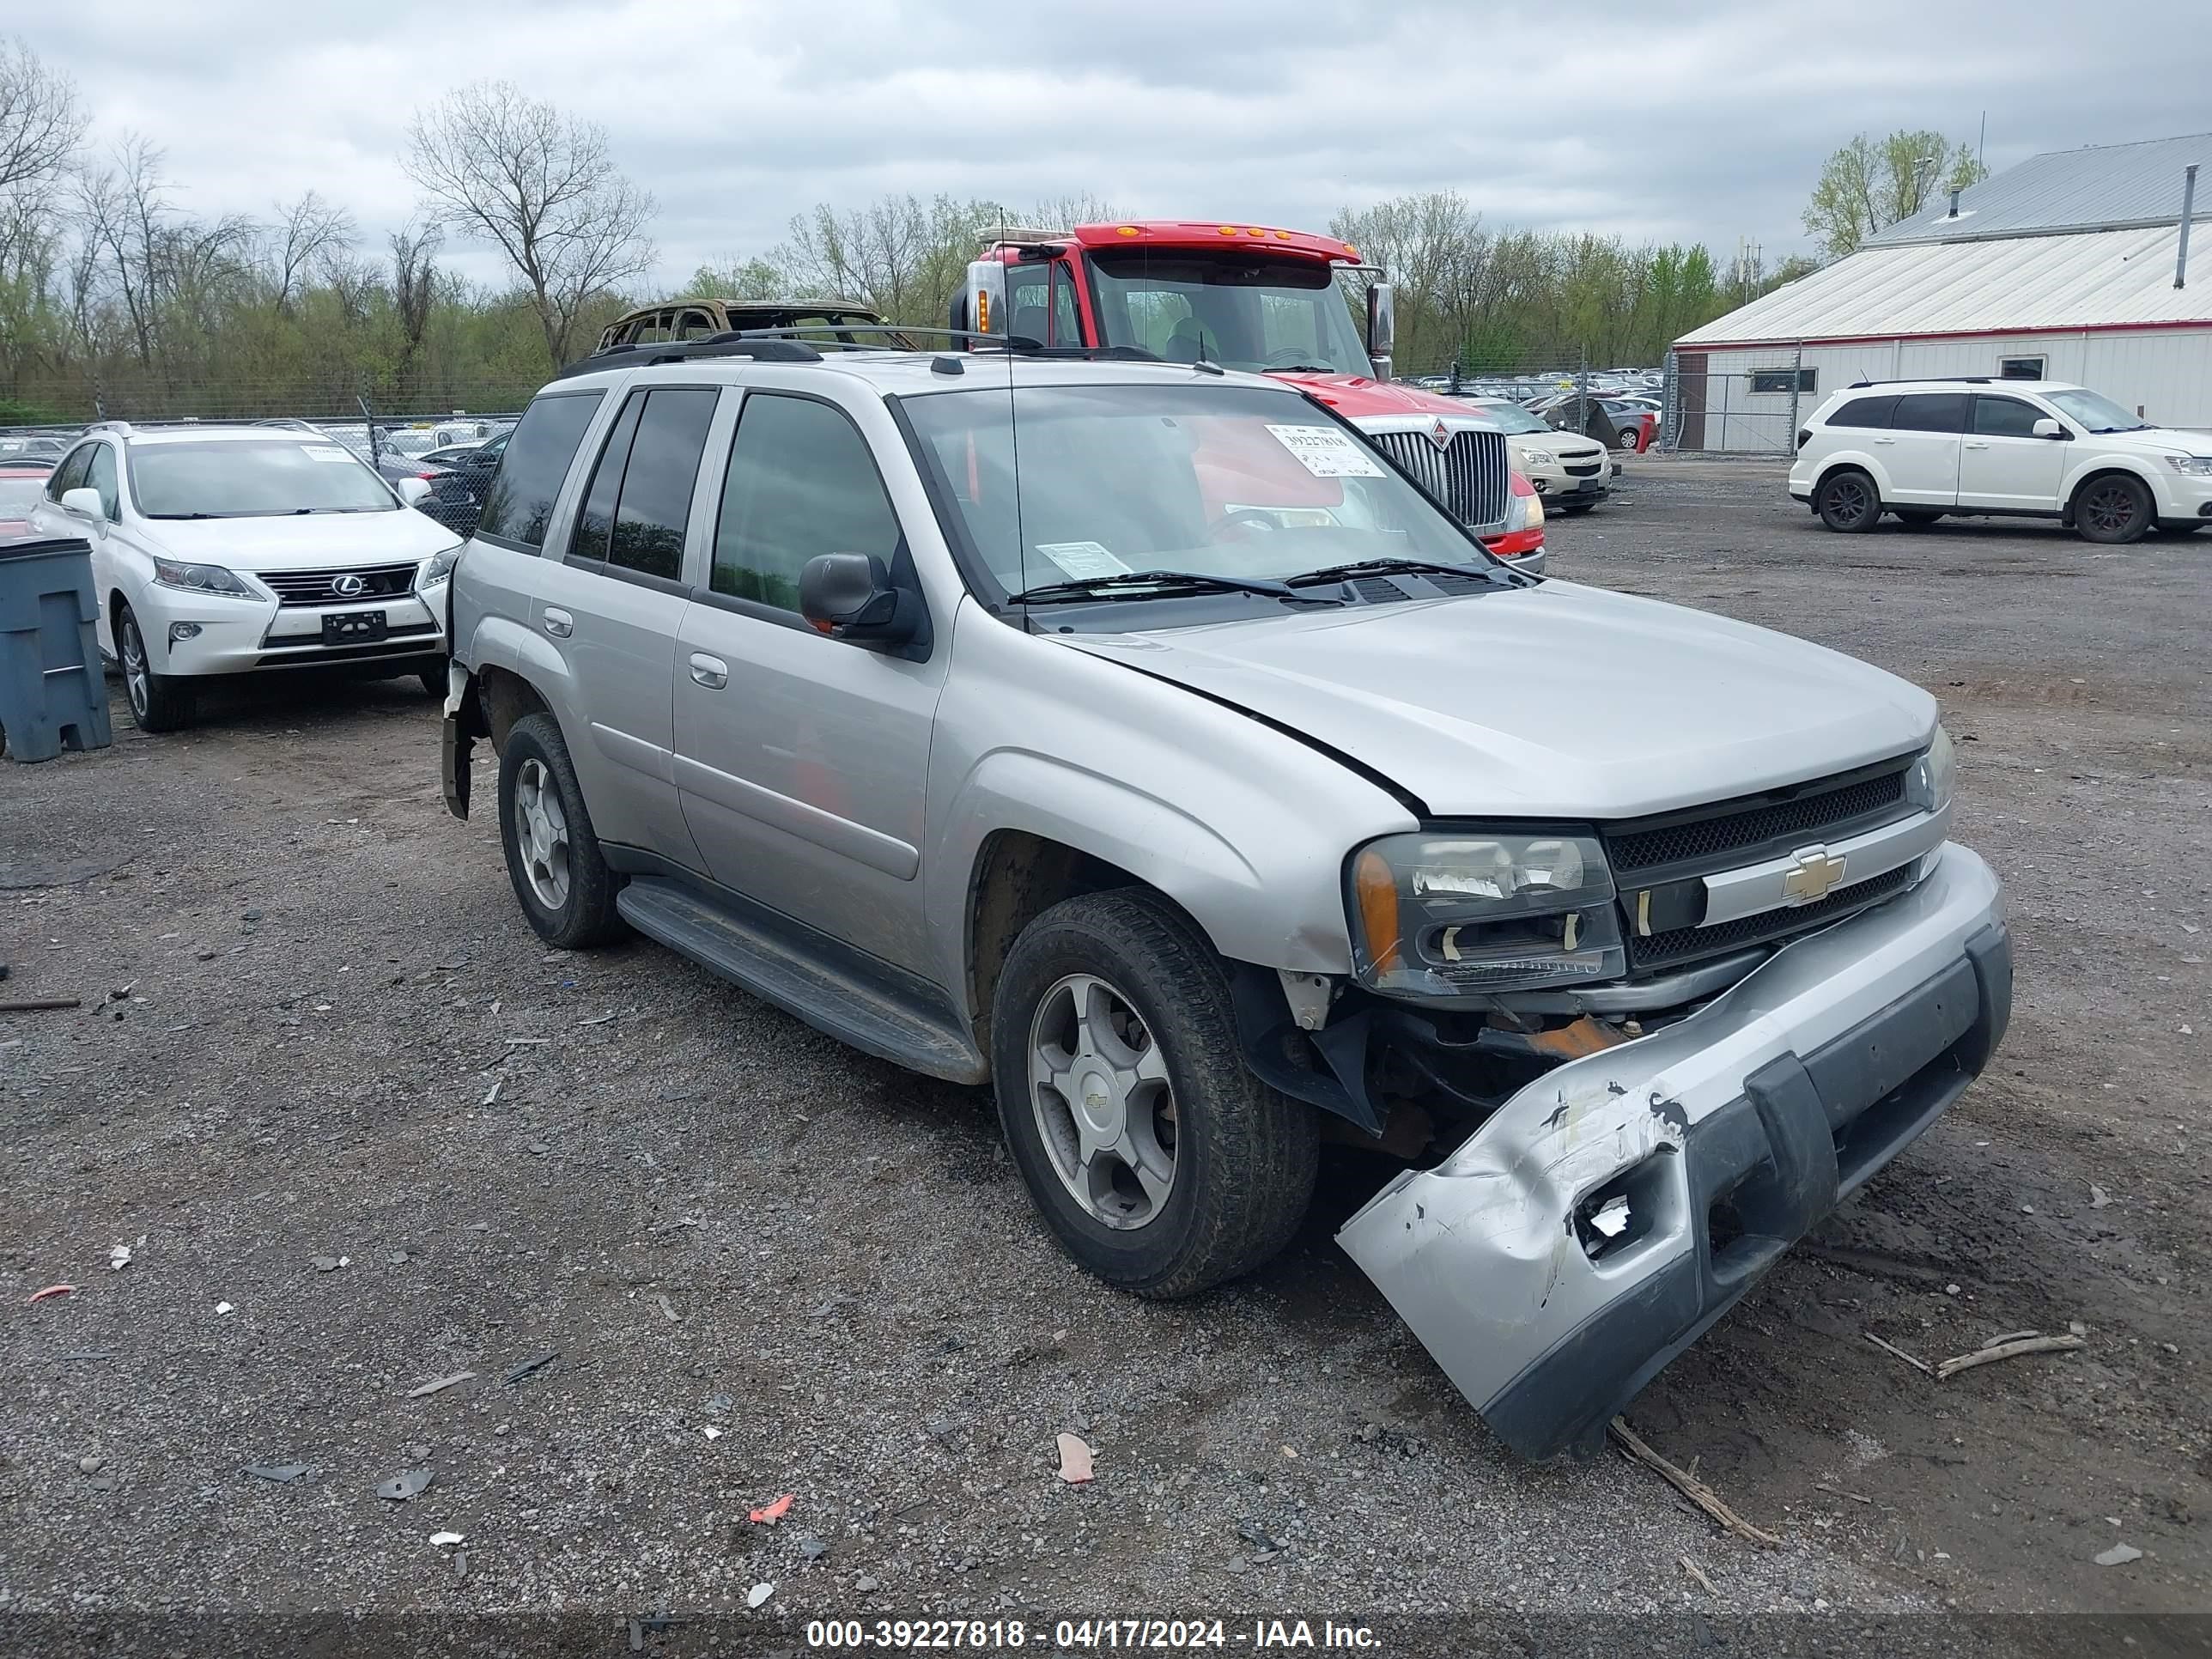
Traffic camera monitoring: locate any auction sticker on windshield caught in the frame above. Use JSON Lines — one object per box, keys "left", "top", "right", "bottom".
{"left": 1266, "top": 424, "right": 1384, "bottom": 478}
{"left": 301, "top": 447, "right": 357, "bottom": 463}
{"left": 1036, "top": 541, "right": 1133, "bottom": 579}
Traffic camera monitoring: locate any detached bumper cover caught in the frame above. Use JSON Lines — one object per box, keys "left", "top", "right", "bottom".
{"left": 1338, "top": 842, "right": 2009, "bottom": 1461}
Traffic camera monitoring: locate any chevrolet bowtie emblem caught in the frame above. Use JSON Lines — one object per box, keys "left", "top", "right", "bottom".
{"left": 1782, "top": 847, "right": 1848, "bottom": 903}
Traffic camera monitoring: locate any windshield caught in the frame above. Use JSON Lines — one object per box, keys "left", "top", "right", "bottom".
{"left": 2045, "top": 388, "right": 2148, "bottom": 433}
{"left": 1473, "top": 402, "right": 1554, "bottom": 434}
{"left": 131, "top": 441, "right": 398, "bottom": 518}
{"left": 1086, "top": 251, "right": 1372, "bottom": 375}
{"left": 902, "top": 380, "right": 1491, "bottom": 604}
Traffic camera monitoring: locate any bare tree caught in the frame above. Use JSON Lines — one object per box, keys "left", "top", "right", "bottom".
{"left": 268, "top": 189, "right": 356, "bottom": 314}
{"left": 0, "top": 35, "right": 85, "bottom": 198}
{"left": 403, "top": 81, "right": 655, "bottom": 366}
{"left": 388, "top": 217, "right": 442, "bottom": 362}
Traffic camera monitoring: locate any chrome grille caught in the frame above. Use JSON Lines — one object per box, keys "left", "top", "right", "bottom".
{"left": 258, "top": 562, "right": 419, "bottom": 607}
{"left": 1365, "top": 427, "right": 1511, "bottom": 528}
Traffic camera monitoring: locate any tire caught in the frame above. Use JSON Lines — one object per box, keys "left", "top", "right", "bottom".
{"left": 417, "top": 666, "right": 446, "bottom": 699}
{"left": 1894, "top": 510, "right": 1943, "bottom": 529}
{"left": 495, "top": 711, "right": 625, "bottom": 948}
{"left": 1559, "top": 501, "right": 1598, "bottom": 515}
{"left": 1815, "top": 467, "right": 1881, "bottom": 533}
{"left": 115, "top": 602, "right": 196, "bottom": 732}
{"left": 2074, "top": 472, "right": 2154, "bottom": 545}
{"left": 990, "top": 889, "right": 1318, "bottom": 1299}
{"left": 2153, "top": 521, "right": 2206, "bottom": 537}
{"left": 1615, "top": 428, "right": 1639, "bottom": 451}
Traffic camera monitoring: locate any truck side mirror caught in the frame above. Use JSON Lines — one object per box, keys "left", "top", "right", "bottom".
{"left": 799, "top": 552, "right": 927, "bottom": 657}
{"left": 964, "top": 258, "right": 1008, "bottom": 344}
{"left": 1365, "top": 282, "right": 1395, "bottom": 380}
{"left": 2031, "top": 416, "right": 2065, "bottom": 440}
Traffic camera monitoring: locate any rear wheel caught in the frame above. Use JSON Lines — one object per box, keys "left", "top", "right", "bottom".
{"left": 990, "top": 890, "right": 1317, "bottom": 1298}
{"left": 1894, "top": 509, "right": 1944, "bottom": 529}
{"left": 1815, "top": 468, "right": 1881, "bottom": 533}
{"left": 2075, "top": 473, "right": 2154, "bottom": 544}
{"left": 115, "top": 603, "right": 196, "bottom": 732}
{"left": 496, "top": 712, "right": 624, "bottom": 948}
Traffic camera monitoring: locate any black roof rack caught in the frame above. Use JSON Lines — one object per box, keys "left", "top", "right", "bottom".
{"left": 1844, "top": 376, "right": 2001, "bottom": 389}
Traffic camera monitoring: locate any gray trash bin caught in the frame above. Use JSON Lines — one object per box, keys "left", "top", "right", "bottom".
{"left": 0, "top": 528, "right": 112, "bottom": 763}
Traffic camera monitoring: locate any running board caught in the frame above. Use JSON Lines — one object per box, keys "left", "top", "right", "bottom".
{"left": 615, "top": 878, "right": 988, "bottom": 1084}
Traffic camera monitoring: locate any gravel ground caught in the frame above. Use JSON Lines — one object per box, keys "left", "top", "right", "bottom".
{"left": 3, "top": 458, "right": 2206, "bottom": 1637}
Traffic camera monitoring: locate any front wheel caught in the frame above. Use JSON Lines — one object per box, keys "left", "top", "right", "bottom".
{"left": 2075, "top": 473, "right": 2154, "bottom": 544}
{"left": 1894, "top": 509, "right": 1943, "bottom": 529}
{"left": 1815, "top": 468, "right": 1881, "bottom": 533}
{"left": 1559, "top": 500, "right": 1598, "bottom": 515}
{"left": 496, "top": 712, "right": 625, "bottom": 948}
{"left": 115, "top": 602, "right": 196, "bottom": 732}
{"left": 990, "top": 890, "right": 1317, "bottom": 1299}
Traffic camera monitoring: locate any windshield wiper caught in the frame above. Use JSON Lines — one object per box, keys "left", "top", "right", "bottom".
{"left": 1285, "top": 556, "right": 1507, "bottom": 589}
{"left": 1008, "top": 569, "right": 1339, "bottom": 606}
{"left": 145, "top": 512, "right": 216, "bottom": 520}
{"left": 1268, "top": 363, "right": 1340, "bottom": 374}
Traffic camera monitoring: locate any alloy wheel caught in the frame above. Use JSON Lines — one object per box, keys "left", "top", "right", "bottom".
{"left": 2081, "top": 481, "right": 2142, "bottom": 538}
{"left": 1825, "top": 475, "right": 1872, "bottom": 527}
{"left": 1028, "top": 973, "right": 1179, "bottom": 1230}
{"left": 513, "top": 757, "right": 572, "bottom": 910}
{"left": 119, "top": 615, "right": 149, "bottom": 720}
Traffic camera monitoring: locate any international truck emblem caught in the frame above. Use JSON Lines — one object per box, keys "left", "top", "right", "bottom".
{"left": 1427, "top": 419, "right": 1454, "bottom": 451}
{"left": 1782, "top": 847, "right": 1848, "bottom": 903}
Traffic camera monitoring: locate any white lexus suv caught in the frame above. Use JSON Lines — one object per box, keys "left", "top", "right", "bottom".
{"left": 1790, "top": 378, "right": 2212, "bottom": 544}
{"left": 30, "top": 421, "right": 465, "bottom": 731}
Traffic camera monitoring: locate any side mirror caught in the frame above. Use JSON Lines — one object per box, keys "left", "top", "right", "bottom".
{"left": 396, "top": 477, "right": 432, "bottom": 505}
{"left": 1364, "top": 282, "right": 1395, "bottom": 380}
{"left": 2031, "top": 416, "right": 2066, "bottom": 440}
{"left": 799, "top": 552, "right": 927, "bottom": 654}
{"left": 964, "top": 258, "right": 1008, "bottom": 344}
{"left": 61, "top": 486, "right": 106, "bottom": 521}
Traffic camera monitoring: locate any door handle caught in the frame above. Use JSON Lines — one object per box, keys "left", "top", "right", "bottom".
{"left": 1872, "top": 436, "right": 1896, "bottom": 445}
{"left": 543, "top": 608, "right": 574, "bottom": 639}
{"left": 688, "top": 653, "right": 729, "bottom": 690}
{"left": 1964, "top": 441, "right": 1990, "bottom": 449}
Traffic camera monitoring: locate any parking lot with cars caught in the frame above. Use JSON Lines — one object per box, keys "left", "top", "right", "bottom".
{"left": 5, "top": 456, "right": 2204, "bottom": 1626}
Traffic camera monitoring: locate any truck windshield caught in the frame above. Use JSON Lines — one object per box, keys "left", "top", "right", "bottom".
{"left": 902, "top": 380, "right": 1492, "bottom": 605}
{"left": 1085, "top": 252, "right": 1373, "bottom": 377}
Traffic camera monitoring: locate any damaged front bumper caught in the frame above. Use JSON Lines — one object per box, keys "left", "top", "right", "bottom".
{"left": 1337, "top": 842, "right": 2010, "bottom": 1461}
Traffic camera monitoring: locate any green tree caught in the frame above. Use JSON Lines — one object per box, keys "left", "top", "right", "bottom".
{"left": 1802, "top": 129, "right": 1989, "bottom": 260}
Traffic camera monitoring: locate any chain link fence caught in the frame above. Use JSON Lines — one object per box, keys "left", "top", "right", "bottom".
{"left": 1658, "top": 344, "right": 1811, "bottom": 455}
{"left": 1389, "top": 343, "right": 1665, "bottom": 454}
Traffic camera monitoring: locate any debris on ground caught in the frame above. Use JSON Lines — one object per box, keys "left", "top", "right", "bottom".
{"left": 0, "top": 996, "right": 81, "bottom": 1012}
{"left": 1608, "top": 1419, "right": 1781, "bottom": 1549}
{"left": 2095, "top": 1543, "right": 2144, "bottom": 1567}
{"left": 1864, "top": 1332, "right": 1935, "bottom": 1375}
{"left": 1935, "top": 1331, "right": 2085, "bottom": 1381}
{"left": 1057, "top": 1432, "right": 1095, "bottom": 1485}
{"left": 428, "top": 1531, "right": 465, "bottom": 1547}
{"left": 748, "top": 1492, "right": 794, "bottom": 1524}
{"left": 374, "top": 1469, "right": 434, "bottom": 1502}
{"left": 244, "top": 1463, "right": 311, "bottom": 1483}
{"left": 704, "top": 1392, "right": 733, "bottom": 1415}
{"left": 854, "top": 1575, "right": 881, "bottom": 1593}
{"left": 1679, "top": 1554, "right": 1720, "bottom": 1596}
{"left": 746, "top": 1583, "right": 775, "bottom": 1609}
{"left": 215, "top": 1301, "right": 234, "bottom": 1316}
{"left": 653, "top": 1294, "right": 680, "bottom": 1323}
{"left": 799, "top": 1535, "right": 829, "bottom": 1560}
{"left": 700, "top": 1425, "right": 723, "bottom": 1441}
{"left": 2091, "top": 1183, "right": 2111, "bottom": 1209}
{"left": 78, "top": 1454, "right": 106, "bottom": 1474}
{"left": 27, "top": 1285, "right": 75, "bottom": 1304}
{"left": 501, "top": 1352, "right": 558, "bottom": 1385}
{"left": 107, "top": 1244, "right": 131, "bottom": 1271}
{"left": 310, "top": 1255, "right": 347, "bottom": 1273}
{"left": 404, "top": 1370, "right": 475, "bottom": 1399}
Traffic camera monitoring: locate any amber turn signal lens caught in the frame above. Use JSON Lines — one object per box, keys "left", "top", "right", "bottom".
{"left": 1354, "top": 849, "right": 1402, "bottom": 974}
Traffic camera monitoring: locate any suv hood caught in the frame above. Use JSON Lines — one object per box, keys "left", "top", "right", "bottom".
{"left": 142, "top": 509, "right": 456, "bottom": 570}
{"left": 2114, "top": 425, "right": 2212, "bottom": 458}
{"left": 1066, "top": 582, "right": 1935, "bottom": 818}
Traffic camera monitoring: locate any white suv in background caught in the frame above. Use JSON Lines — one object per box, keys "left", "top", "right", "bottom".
{"left": 31, "top": 422, "right": 464, "bottom": 731}
{"left": 1790, "top": 378, "right": 2212, "bottom": 544}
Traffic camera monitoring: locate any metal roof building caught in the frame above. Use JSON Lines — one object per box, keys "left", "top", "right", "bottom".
{"left": 1670, "top": 132, "right": 2212, "bottom": 451}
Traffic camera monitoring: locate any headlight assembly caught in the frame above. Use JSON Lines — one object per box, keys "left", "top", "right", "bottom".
{"left": 1348, "top": 830, "right": 1624, "bottom": 997}
{"left": 2161, "top": 454, "right": 2212, "bottom": 477}
{"left": 150, "top": 558, "right": 257, "bottom": 599}
{"left": 1906, "top": 725, "right": 1956, "bottom": 815}
{"left": 420, "top": 543, "right": 465, "bottom": 586}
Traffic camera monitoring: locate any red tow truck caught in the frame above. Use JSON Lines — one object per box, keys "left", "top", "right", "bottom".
{"left": 959, "top": 221, "right": 1545, "bottom": 568}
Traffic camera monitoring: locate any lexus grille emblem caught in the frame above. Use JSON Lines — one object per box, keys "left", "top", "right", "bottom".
{"left": 1427, "top": 418, "right": 1454, "bottom": 451}
{"left": 1782, "top": 847, "right": 1849, "bottom": 904}
{"left": 332, "top": 573, "right": 367, "bottom": 598}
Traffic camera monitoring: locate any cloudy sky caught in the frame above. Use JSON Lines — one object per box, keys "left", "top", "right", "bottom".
{"left": 31, "top": 0, "right": 2212, "bottom": 291}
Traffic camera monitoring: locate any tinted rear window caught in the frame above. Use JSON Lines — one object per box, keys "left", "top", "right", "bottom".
{"left": 1892, "top": 393, "right": 1967, "bottom": 434}
{"left": 1826, "top": 395, "right": 1896, "bottom": 429}
{"left": 477, "top": 391, "right": 604, "bottom": 550}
